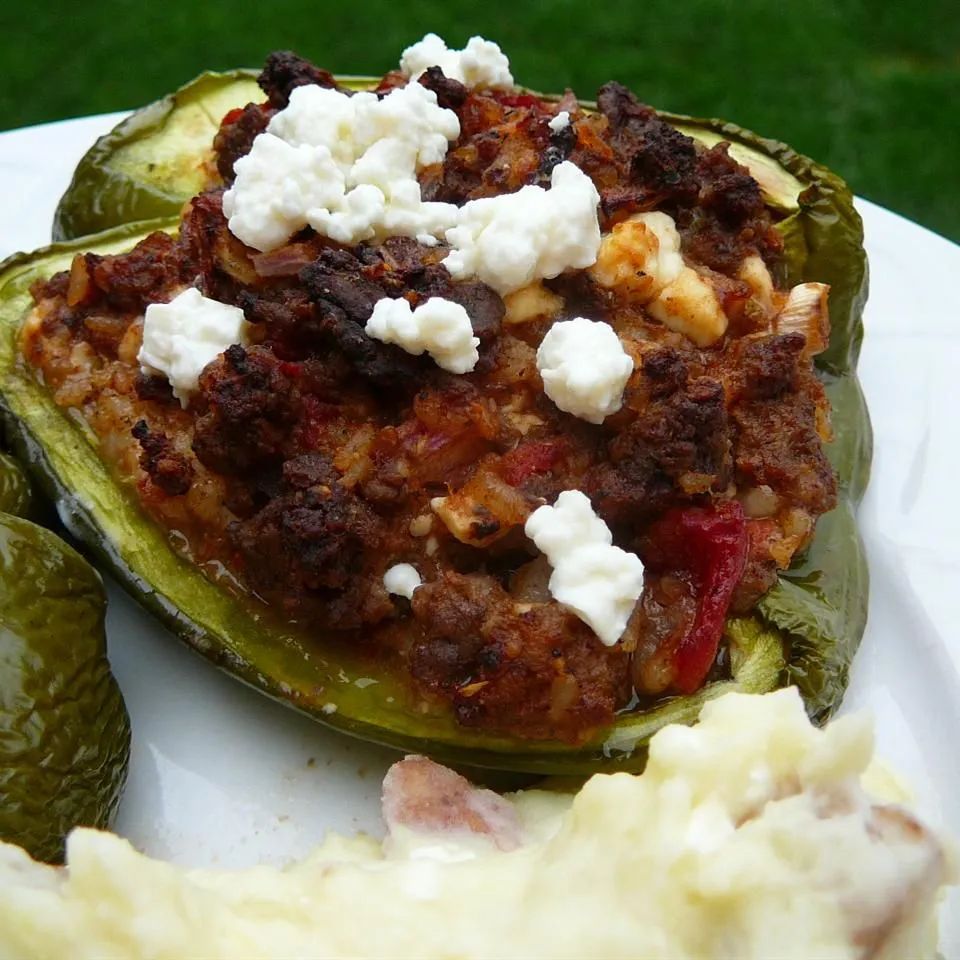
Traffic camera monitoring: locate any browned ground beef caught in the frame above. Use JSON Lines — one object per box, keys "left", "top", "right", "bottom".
{"left": 23, "top": 54, "right": 836, "bottom": 743}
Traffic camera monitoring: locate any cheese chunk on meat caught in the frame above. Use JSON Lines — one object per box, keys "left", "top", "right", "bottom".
{"left": 590, "top": 212, "right": 729, "bottom": 346}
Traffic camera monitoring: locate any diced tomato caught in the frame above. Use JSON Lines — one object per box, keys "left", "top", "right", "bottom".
{"left": 499, "top": 440, "right": 566, "bottom": 486}
{"left": 295, "top": 395, "right": 338, "bottom": 449}
{"left": 494, "top": 92, "right": 544, "bottom": 110}
{"left": 645, "top": 500, "right": 748, "bottom": 694}
{"left": 220, "top": 107, "right": 246, "bottom": 126}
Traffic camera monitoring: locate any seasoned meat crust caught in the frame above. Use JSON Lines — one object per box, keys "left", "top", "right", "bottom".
{"left": 23, "top": 53, "right": 837, "bottom": 743}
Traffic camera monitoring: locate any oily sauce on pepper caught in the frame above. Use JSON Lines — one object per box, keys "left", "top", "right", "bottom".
{"left": 22, "top": 53, "right": 836, "bottom": 743}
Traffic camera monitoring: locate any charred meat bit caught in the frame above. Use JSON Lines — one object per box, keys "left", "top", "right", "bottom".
{"left": 316, "top": 300, "right": 429, "bottom": 389}
{"left": 83, "top": 232, "right": 180, "bottom": 314}
{"left": 679, "top": 144, "right": 784, "bottom": 273}
{"left": 230, "top": 455, "right": 383, "bottom": 622}
{"left": 733, "top": 384, "right": 837, "bottom": 516}
{"left": 726, "top": 333, "right": 837, "bottom": 515}
{"left": 213, "top": 103, "right": 270, "bottom": 184}
{"left": 301, "top": 249, "right": 386, "bottom": 324}
{"left": 192, "top": 345, "right": 301, "bottom": 475}
{"left": 178, "top": 192, "right": 225, "bottom": 280}
{"left": 415, "top": 277, "right": 505, "bottom": 348}
{"left": 132, "top": 419, "right": 194, "bottom": 496}
{"left": 697, "top": 142, "right": 766, "bottom": 227}
{"left": 301, "top": 250, "right": 432, "bottom": 387}
{"left": 418, "top": 66, "right": 469, "bottom": 110}
{"left": 596, "top": 82, "right": 699, "bottom": 205}
{"left": 258, "top": 50, "right": 339, "bottom": 109}
{"left": 134, "top": 372, "right": 176, "bottom": 406}
{"left": 592, "top": 361, "right": 732, "bottom": 525}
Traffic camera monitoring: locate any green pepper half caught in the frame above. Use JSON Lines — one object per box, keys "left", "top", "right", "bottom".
{"left": 0, "top": 511, "right": 130, "bottom": 863}
{"left": 0, "top": 451, "right": 33, "bottom": 518}
{"left": 7, "top": 82, "right": 870, "bottom": 773}
{"left": 52, "top": 73, "right": 390, "bottom": 241}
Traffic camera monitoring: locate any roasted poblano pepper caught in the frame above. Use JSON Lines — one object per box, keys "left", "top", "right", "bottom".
{"left": 52, "top": 72, "right": 385, "bottom": 241}
{"left": 0, "top": 507, "right": 130, "bottom": 863}
{"left": 0, "top": 451, "right": 33, "bottom": 517}
{"left": 4, "top": 78, "right": 870, "bottom": 774}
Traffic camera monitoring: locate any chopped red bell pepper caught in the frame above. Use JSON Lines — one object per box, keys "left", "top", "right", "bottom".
{"left": 499, "top": 440, "right": 566, "bottom": 486}
{"left": 645, "top": 500, "right": 748, "bottom": 694}
{"left": 494, "top": 92, "right": 544, "bottom": 110}
{"left": 220, "top": 106, "right": 246, "bottom": 126}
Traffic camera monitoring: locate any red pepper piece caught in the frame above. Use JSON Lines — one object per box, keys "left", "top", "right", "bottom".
{"left": 499, "top": 440, "right": 566, "bottom": 486}
{"left": 220, "top": 106, "right": 246, "bottom": 126}
{"left": 646, "top": 501, "right": 748, "bottom": 694}
{"left": 494, "top": 92, "right": 544, "bottom": 110}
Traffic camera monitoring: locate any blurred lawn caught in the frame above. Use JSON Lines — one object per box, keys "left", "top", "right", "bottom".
{"left": 2, "top": 0, "right": 958, "bottom": 241}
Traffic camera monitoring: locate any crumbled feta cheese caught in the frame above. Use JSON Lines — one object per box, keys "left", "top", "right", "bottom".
{"left": 590, "top": 211, "right": 728, "bottom": 347}
{"left": 224, "top": 83, "right": 601, "bottom": 297}
{"left": 443, "top": 161, "right": 601, "bottom": 295}
{"left": 590, "top": 211, "right": 684, "bottom": 301}
{"left": 737, "top": 254, "right": 775, "bottom": 313}
{"left": 400, "top": 33, "right": 514, "bottom": 88}
{"left": 384, "top": 563, "right": 422, "bottom": 600}
{"left": 647, "top": 269, "right": 728, "bottom": 347}
{"left": 221, "top": 134, "right": 345, "bottom": 253}
{"left": 524, "top": 490, "right": 644, "bottom": 646}
{"left": 138, "top": 287, "right": 249, "bottom": 406}
{"left": 223, "top": 82, "right": 460, "bottom": 251}
{"left": 536, "top": 317, "right": 634, "bottom": 423}
{"left": 409, "top": 514, "right": 433, "bottom": 537}
{"left": 502, "top": 282, "right": 564, "bottom": 326}
{"left": 525, "top": 490, "right": 610, "bottom": 556}
{"left": 548, "top": 111, "right": 570, "bottom": 133}
{"left": 366, "top": 297, "right": 480, "bottom": 373}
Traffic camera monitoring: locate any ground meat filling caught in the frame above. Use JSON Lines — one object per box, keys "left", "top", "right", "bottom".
{"left": 213, "top": 104, "right": 270, "bottom": 185}
{"left": 230, "top": 453, "right": 388, "bottom": 628}
{"left": 22, "top": 52, "right": 838, "bottom": 743}
{"left": 258, "top": 50, "right": 341, "bottom": 108}
{"left": 589, "top": 350, "right": 733, "bottom": 527}
{"left": 192, "top": 345, "right": 301, "bottom": 475}
{"left": 410, "top": 573, "right": 630, "bottom": 741}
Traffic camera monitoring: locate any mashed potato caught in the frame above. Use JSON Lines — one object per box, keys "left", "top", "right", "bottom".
{"left": 0, "top": 689, "right": 953, "bottom": 959}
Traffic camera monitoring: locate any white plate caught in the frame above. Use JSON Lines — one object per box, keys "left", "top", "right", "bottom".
{"left": 1, "top": 114, "right": 958, "bottom": 947}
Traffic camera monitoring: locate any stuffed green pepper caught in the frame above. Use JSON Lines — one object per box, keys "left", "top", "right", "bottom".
{"left": 0, "top": 39, "right": 870, "bottom": 772}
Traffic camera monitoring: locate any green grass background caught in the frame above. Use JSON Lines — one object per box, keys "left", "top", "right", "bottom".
{"left": 2, "top": 0, "right": 958, "bottom": 241}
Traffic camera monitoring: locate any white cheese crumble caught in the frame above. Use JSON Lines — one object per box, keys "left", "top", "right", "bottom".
{"left": 400, "top": 33, "right": 514, "bottom": 88}
{"left": 366, "top": 297, "right": 480, "bottom": 373}
{"left": 223, "top": 83, "right": 602, "bottom": 296}
{"left": 590, "top": 212, "right": 728, "bottom": 347}
{"left": 223, "top": 82, "right": 460, "bottom": 251}
{"left": 138, "top": 287, "right": 249, "bottom": 407}
{"left": 524, "top": 490, "right": 644, "bottom": 646}
{"left": 221, "top": 134, "right": 346, "bottom": 253}
{"left": 443, "top": 161, "right": 601, "bottom": 295}
{"left": 383, "top": 563, "right": 422, "bottom": 600}
{"left": 536, "top": 317, "right": 634, "bottom": 423}
{"left": 548, "top": 111, "right": 570, "bottom": 133}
